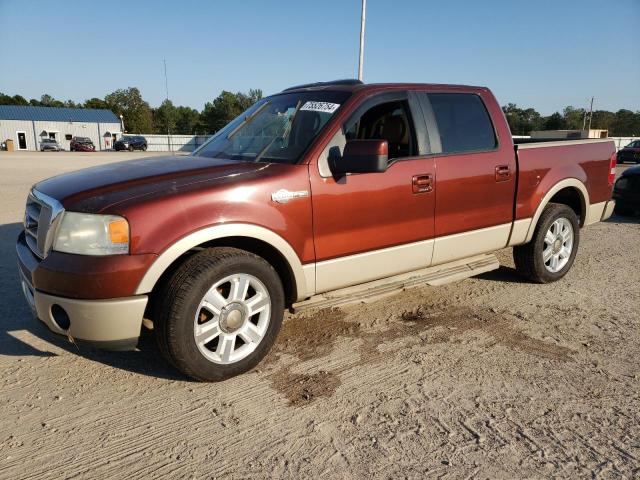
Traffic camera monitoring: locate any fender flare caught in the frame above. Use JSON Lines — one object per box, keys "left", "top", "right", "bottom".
{"left": 135, "top": 223, "right": 313, "bottom": 300}
{"left": 524, "top": 178, "right": 589, "bottom": 243}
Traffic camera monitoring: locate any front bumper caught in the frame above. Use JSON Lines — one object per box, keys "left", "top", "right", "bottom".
{"left": 20, "top": 271, "right": 147, "bottom": 350}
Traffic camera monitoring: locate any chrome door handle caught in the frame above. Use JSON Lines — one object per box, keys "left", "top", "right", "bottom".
{"left": 412, "top": 174, "right": 433, "bottom": 194}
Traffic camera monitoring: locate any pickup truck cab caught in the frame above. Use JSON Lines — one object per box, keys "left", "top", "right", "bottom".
{"left": 17, "top": 80, "right": 617, "bottom": 381}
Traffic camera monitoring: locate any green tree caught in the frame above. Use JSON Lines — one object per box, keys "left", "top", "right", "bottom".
{"left": 0, "top": 93, "right": 29, "bottom": 106}
{"left": 544, "top": 112, "right": 566, "bottom": 130}
{"left": 201, "top": 89, "right": 263, "bottom": 133}
{"left": 610, "top": 109, "right": 640, "bottom": 136}
{"left": 84, "top": 97, "right": 109, "bottom": 109}
{"left": 175, "top": 106, "right": 201, "bottom": 134}
{"left": 153, "top": 99, "right": 178, "bottom": 134}
{"left": 39, "top": 94, "right": 64, "bottom": 107}
{"left": 502, "top": 103, "right": 544, "bottom": 135}
{"left": 105, "top": 87, "right": 153, "bottom": 133}
{"left": 562, "top": 106, "right": 586, "bottom": 130}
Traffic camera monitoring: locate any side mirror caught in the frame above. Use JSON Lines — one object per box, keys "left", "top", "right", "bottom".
{"left": 330, "top": 139, "right": 389, "bottom": 175}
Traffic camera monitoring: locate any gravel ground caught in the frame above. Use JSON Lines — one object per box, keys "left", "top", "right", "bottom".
{"left": 0, "top": 151, "right": 638, "bottom": 479}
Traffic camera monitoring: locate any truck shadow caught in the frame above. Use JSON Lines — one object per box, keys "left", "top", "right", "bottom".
{"left": 605, "top": 213, "right": 640, "bottom": 225}
{"left": 476, "top": 266, "right": 532, "bottom": 284}
{"left": 0, "top": 222, "right": 190, "bottom": 381}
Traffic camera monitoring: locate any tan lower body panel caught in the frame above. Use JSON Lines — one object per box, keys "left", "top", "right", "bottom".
{"left": 314, "top": 239, "right": 434, "bottom": 294}
{"left": 293, "top": 253, "right": 499, "bottom": 313}
{"left": 431, "top": 223, "right": 511, "bottom": 265}
{"left": 585, "top": 201, "right": 608, "bottom": 225}
{"left": 33, "top": 291, "right": 148, "bottom": 344}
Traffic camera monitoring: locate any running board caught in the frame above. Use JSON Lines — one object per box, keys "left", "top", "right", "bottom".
{"left": 292, "top": 253, "right": 499, "bottom": 313}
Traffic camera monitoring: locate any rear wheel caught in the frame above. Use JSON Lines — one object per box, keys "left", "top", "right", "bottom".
{"left": 154, "top": 247, "right": 284, "bottom": 381}
{"left": 513, "top": 203, "right": 580, "bottom": 283}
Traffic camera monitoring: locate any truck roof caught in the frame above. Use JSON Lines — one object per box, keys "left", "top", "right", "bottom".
{"left": 281, "top": 79, "right": 488, "bottom": 94}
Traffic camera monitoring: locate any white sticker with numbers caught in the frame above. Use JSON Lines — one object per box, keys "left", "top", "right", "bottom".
{"left": 300, "top": 101, "right": 341, "bottom": 114}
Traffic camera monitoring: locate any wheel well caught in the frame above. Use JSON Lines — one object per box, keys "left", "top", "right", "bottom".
{"left": 148, "top": 236, "right": 297, "bottom": 313}
{"left": 548, "top": 187, "right": 585, "bottom": 226}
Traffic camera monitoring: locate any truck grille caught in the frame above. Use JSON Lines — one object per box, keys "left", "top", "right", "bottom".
{"left": 23, "top": 190, "right": 64, "bottom": 259}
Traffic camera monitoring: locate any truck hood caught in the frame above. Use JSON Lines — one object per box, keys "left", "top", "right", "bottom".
{"left": 34, "top": 155, "right": 274, "bottom": 213}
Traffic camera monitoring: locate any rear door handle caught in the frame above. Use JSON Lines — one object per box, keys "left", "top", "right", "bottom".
{"left": 495, "top": 165, "right": 511, "bottom": 182}
{"left": 412, "top": 174, "right": 433, "bottom": 194}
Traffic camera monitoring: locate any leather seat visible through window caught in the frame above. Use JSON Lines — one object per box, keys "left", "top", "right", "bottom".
{"left": 381, "top": 115, "right": 409, "bottom": 158}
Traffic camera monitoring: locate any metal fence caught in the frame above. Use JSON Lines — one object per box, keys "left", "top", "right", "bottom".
{"left": 141, "top": 134, "right": 213, "bottom": 152}
{"left": 136, "top": 134, "right": 639, "bottom": 153}
{"left": 610, "top": 137, "right": 639, "bottom": 151}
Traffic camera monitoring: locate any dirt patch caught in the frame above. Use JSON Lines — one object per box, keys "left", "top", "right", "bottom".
{"left": 270, "top": 368, "right": 341, "bottom": 406}
{"left": 267, "top": 305, "right": 574, "bottom": 406}
{"left": 394, "top": 306, "right": 575, "bottom": 363}
{"left": 265, "top": 307, "right": 354, "bottom": 364}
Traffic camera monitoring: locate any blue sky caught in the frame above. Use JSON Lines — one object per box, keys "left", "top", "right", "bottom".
{"left": 0, "top": 0, "right": 638, "bottom": 114}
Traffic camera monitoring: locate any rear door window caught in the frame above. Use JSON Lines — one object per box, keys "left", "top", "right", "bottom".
{"left": 427, "top": 93, "right": 496, "bottom": 154}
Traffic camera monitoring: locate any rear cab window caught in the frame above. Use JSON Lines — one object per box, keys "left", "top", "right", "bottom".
{"left": 426, "top": 93, "right": 497, "bottom": 154}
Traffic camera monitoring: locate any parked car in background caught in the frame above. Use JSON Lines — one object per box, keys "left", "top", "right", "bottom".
{"left": 613, "top": 165, "right": 640, "bottom": 215}
{"left": 70, "top": 137, "right": 95, "bottom": 152}
{"left": 40, "top": 138, "right": 62, "bottom": 151}
{"left": 114, "top": 136, "right": 147, "bottom": 151}
{"left": 617, "top": 140, "right": 640, "bottom": 164}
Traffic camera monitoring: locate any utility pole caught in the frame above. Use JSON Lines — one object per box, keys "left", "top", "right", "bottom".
{"left": 163, "top": 58, "right": 171, "bottom": 151}
{"left": 358, "top": 0, "right": 366, "bottom": 81}
{"left": 587, "top": 96, "right": 594, "bottom": 132}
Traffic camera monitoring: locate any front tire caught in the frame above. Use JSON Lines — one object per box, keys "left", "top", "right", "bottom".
{"left": 154, "top": 247, "right": 285, "bottom": 381}
{"left": 513, "top": 203, "right": 580, "bottom": 283}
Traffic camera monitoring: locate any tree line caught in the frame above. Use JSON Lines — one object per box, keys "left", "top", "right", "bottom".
{"left": 1, "top": 89, "right": 638, "bottom": 137}
{"left": 0, "top": 88, "right": 263, "bottom": 136}
{"left": 502, "top": 103, "right": 639, "bottom": 137}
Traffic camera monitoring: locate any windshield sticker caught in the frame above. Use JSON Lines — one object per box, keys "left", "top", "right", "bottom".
{"left": 300, "top": 101, "right": 340, "bottom": 114}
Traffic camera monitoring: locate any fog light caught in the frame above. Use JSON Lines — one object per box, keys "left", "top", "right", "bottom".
{"left": 51, "top": 304, "right": 70, "bottom": 330}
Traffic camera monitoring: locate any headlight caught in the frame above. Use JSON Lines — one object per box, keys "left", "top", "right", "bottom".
{"left": 53, "top": 212, "right": 129, "bottom": 255}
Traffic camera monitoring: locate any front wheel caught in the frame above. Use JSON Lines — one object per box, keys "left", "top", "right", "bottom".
{"left": 154, "top": 247, "right": 285, "bottom": 381}
{"left": 513, "top": 203, "right": 580, "bottom": 283}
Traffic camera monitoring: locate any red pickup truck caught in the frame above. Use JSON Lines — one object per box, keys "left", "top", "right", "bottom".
{"left": 17, "top": 80, "right": 617, "bottom": 381}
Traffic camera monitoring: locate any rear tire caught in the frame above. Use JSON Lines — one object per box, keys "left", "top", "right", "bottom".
{"left": 513, "top": 203, "right": 580, "bottom": 283}
{"left": 154, "top": 247, "right": 284, "bottom": 381}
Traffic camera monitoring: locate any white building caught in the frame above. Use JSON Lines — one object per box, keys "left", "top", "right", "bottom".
{"left": 0, "top": 105, "right": 122, "bottom": 151}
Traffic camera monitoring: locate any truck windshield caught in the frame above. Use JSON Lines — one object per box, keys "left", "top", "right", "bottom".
{"left": 193, "top": 91, "right": 350, "bottom": 164}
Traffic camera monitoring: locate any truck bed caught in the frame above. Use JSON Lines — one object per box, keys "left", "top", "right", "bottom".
{"left": 513, "top": 138, "right": 615, "bottom": 223}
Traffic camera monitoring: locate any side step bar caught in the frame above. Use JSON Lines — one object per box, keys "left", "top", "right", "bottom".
{"left": 292, "top": 253, "right": 499, "bottom": 313}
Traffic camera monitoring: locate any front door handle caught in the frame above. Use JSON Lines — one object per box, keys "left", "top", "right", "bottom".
{"left": 495, "top": 165, "right": 511, "bottom": 182}
{"left": 412, "top": 174, "right": 433, "bottom": 194}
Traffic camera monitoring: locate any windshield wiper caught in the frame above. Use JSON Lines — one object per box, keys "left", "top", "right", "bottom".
{"left": 253, "top": 100, "right": 302, "bottom": 163}
{"left": 227, "top": 101, "right": 270, "bottom": 139}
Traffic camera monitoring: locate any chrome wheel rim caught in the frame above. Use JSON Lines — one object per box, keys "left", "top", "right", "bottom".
{"left": 543, "top": 218, "right": 573, "bottom": 273}
{"left": 193, "top": 273, "right": 271, "bottom": 365}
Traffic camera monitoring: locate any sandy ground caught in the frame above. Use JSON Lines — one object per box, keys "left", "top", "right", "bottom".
{"left": 0, "top": 151, "right": 638, "bottom": 479}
